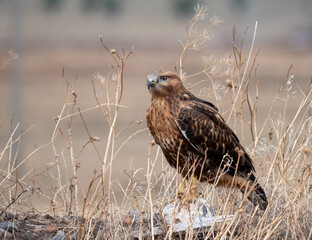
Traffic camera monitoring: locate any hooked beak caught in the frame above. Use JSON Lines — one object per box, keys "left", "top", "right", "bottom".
{"left": 147, "top": 77, "right": 158, "bottom": 89}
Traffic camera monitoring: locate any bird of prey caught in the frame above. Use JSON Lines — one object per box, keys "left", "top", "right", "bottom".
{"left": 146, "top": 70, "right": 268, "bottom": 211}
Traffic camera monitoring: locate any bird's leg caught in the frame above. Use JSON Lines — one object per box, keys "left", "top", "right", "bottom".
{"left": 190, "top": 176, "right": 200, "bottom": 200}
{"left": 177, "top": 179, "right": 185, "bottom": 198}
{"left": 174, "top": 177, "right": 199, "bottom": 204}
{"left": 170, "top": 180, "right": 185, "bottom": 203}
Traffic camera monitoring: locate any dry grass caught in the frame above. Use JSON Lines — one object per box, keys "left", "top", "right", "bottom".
{"left": 1, "top": 5, "right": 312, "bottom": 240}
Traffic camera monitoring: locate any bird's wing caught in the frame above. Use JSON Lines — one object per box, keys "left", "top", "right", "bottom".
{"left": 176, "top": 101, "right": 255, "bottom": 179}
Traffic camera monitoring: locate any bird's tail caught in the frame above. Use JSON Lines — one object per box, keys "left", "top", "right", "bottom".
{"left": 241, "top": 182, "right": 268, "bottom": 211}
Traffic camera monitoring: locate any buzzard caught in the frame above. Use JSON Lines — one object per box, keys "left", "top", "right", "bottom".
{"left": 146, "top": 70, "right": 268, "bottom": 211}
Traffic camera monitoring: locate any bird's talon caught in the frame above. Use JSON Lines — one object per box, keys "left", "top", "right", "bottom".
{"left": 177, "top": 191, "right": 184, "bottom": 198}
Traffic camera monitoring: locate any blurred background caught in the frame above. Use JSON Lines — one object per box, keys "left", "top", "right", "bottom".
{"left": 0, "top": 0, "right": 312, "bottom": 209}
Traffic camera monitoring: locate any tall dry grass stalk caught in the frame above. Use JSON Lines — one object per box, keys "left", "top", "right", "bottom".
{"left": 0, "top": 5, "right": 311, "bottom": 239}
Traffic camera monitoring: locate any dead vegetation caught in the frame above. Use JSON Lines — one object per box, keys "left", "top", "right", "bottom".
{"left": 0, "top": 5, "right": 311, "bottom": 240}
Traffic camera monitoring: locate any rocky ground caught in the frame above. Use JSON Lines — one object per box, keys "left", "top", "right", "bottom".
{"left": 0, "top": 212, "right": 103, "bottom": 240}
{"left": 0, "top": 206, "right": 219, "bottom": 240}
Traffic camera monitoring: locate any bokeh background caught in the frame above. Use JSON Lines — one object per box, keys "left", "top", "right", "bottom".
{"left": 1, "top": 0, "right": 312, "bottom": 208}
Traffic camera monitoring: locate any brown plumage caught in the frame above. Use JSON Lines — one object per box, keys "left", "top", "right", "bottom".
{"left": 146, "top": 70, "right": 268, "bottom": 211}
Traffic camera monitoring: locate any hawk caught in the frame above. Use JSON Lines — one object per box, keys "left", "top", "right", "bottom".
{"left": 146, "top": 70, "right": 268, "bottom": 211}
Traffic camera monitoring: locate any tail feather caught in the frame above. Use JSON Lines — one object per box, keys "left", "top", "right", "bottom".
{"left": 241, "top": 183, "right": 268, "bottom": 211}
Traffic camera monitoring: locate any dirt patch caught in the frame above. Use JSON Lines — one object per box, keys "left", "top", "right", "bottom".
{"left": 0, "top": 212, "right": 105, "bottom": 240}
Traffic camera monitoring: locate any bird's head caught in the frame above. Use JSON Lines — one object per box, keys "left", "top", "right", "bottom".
{"left": 147, "top": 70, "right": 183, "bottom": 97}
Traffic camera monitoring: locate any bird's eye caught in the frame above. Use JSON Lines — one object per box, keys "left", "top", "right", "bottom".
{"left": 160, "top": 76, "right": 168, "bottom": 81}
